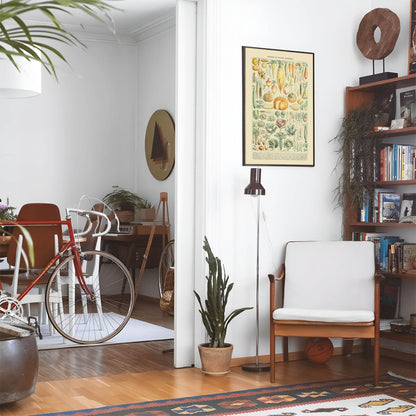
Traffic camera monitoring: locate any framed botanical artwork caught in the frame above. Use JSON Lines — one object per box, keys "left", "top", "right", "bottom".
{"left": 409, "top": 0, "right": 416, "bottom": 74}
{"left": 242, "top": 46, "right": 314, "bottom": 166}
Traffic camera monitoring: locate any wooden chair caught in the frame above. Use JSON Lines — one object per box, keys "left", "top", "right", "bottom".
{"left": 269, "top": 241, "right": 381, "bottom": 385}
{"left": 0, "top": 203, "right": 63, "bottom": 324}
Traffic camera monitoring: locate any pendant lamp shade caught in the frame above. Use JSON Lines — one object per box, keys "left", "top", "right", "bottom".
{"left": 0, "top": 57, "right": 41, "bottom": 98}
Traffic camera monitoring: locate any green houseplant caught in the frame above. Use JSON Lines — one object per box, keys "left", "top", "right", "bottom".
{"left": 103, "top": 186, "right": 153, "bottom": 223}
{"left": 194, "top": 237, "right": 252, "bottom": 375}
{"left": 0, "top": 0, "right": 115, "bottom": 79}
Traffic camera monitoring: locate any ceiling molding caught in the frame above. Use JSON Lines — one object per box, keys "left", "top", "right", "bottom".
{"left": 21, "top": 9, "right": 176, "bottom": 46}
{"left": 129, "top": 11, "right": 176, "bottom": 43}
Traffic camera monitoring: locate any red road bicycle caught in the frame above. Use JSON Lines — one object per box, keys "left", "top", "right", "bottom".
{"left": 0, "top": 208, "right": 135, "bottom": 344}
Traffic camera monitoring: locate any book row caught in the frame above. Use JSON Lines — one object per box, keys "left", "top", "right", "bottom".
{"left": 351, "top": 233, "right": 416, "bottom": 273}
{"left": 360, "top": 192, "right": 416, "bottom": 224}
{"left": 379, "top": 144, "right": 416, "bottom": 182}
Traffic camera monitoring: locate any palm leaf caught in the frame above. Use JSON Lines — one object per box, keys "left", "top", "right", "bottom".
{"left": 0, "top": 0, "right": 118, "bottom": 79}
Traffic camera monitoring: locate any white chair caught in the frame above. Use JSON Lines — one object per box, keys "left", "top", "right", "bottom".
{"left": 269, "top": 241, "right": 381, "bottom": 385}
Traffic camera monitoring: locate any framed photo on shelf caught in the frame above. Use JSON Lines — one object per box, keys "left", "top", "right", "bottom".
{"left": 399, "top": 193, "right": 416, "bottom": 223}
{"left": 242, "top": 46, "right": 314, "bottom": 166}
{"left": 409, "top": 0, "right": 416, "bottom": 74}
{"left": 395, "top": 86, "right": 416, "bottom": 127}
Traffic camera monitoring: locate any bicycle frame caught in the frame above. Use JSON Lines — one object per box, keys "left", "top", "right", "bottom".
{"left": 0, "top": 216, "right": 93, "bottom": 303}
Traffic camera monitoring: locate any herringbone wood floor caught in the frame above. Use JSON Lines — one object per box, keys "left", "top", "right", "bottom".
{"left": 1, "top": 299, "right": 415, "bottom": 416}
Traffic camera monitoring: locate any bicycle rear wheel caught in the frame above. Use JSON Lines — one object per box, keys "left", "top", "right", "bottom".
{"left": 45, "top": 250, "right": 135, "bottom": 344}
{"left": 158, "top": 240, "right": 174, "bottom": 297}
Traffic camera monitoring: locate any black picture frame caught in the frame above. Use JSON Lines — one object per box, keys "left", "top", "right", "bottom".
{"left": 242, "top": 46, "right": 315, "bottom": 166}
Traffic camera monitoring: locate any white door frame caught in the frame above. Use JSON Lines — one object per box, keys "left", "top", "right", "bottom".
{"left": 174, "top": 0, "right": 220, "bottom": 368}
{"left": 174, "top": 0, "right": 199, "bottom": 368}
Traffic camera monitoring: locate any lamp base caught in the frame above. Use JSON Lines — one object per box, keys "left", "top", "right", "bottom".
{"left": 242, "top": 362, "right": 270, "bottom": 372}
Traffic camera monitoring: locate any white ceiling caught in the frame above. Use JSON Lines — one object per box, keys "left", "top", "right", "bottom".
{"left": 25, "top": 0, "right": 176, "bottom": 39}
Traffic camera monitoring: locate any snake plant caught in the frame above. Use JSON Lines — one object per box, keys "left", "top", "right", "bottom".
{"left": 194, "top": 237, "right": 252, "bottom": 348}
{"left": 0, "top": 0, "right": 116, "bottom": 79}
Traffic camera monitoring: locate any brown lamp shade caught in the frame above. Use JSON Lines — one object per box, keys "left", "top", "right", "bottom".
{"left": 244, "top": 168, "right": 265, "bottom": 196}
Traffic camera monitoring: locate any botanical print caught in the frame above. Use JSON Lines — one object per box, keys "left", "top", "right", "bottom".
{"left": 243, "top": 47, "right": 314, "bottom": 166}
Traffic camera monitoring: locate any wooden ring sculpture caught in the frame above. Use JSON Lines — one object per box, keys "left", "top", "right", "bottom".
{"left": 356, "top": 8, "right": 400, "bottom": 60}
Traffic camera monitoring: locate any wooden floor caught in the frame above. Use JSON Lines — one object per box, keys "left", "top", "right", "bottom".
{"left": 1, "top": 300, "right": 415, "bottom": 416}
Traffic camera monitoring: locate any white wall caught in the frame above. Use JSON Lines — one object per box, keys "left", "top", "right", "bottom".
{"left": 135, "top": 26, "right": 176, "bottom": 298}
{"left": 0, "top": 27, "right": 176, "bottom": 298}
{"left": 196, "top": 0, "right": 412, "bottom": 362}
{"left": 0, "top": 39, "right": 138, "bottom": 213}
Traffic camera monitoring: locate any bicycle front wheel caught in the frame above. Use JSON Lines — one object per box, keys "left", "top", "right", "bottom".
{"left": 45, "top": 250, "right": 135, "bottom": 344}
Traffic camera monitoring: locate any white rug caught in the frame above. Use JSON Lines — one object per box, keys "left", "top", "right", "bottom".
{"left": 36, "top": 314, "right": 174, "bottom": 350}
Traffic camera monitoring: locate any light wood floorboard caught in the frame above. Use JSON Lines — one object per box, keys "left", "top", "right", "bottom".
{"left": 1, "top": 300, "right": 415, "bottom": 416}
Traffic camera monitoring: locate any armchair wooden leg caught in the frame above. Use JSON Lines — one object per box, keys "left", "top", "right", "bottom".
{"left": 270, "top": 333, "right": 275, "bottom": 383}
{"left": 342, "top": 339, "right": 354, "bottom": 356}
{"left": 283, "top": 337, "right": 289, "bottom": 362}
{"left": 374, "top": 335, "right": 379, "bottom": 386}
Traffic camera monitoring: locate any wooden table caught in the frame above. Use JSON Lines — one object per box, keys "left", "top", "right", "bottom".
{"left": 102, "top": 223, "right": 170, "bottom": 285}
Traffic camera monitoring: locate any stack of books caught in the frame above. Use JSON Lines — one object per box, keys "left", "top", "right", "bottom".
{"left": 380, "top": 144, "right": 416, "bottom": 181}
{"left": 360, "top": 192, "right": 416, "bottom": 224}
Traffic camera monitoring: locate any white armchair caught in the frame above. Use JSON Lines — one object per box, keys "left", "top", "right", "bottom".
{"left": 269, "top": 241, "right": 381, "bottom": 385}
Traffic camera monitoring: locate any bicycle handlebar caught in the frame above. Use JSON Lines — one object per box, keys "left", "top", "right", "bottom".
{"left": 66, "top": 208, "right": 112, "bottom": 238}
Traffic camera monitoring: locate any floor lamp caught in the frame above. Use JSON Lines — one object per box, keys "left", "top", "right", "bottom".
{"left": 242, "top": 168, "right": 270, "bottom": 372}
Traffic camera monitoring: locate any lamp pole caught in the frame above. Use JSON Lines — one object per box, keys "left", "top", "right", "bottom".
{"left": 242, "top": 168, "right": 269, "bottom": 372}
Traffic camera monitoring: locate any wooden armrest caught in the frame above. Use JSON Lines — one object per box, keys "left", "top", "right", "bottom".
{"left": 374, "top": 265, "right": 385, "bottom": 283}
{"left": 268, "top": 264, "right": 285, "bottom": 283}
{"left": 269, "top": 264, "right": 285, "bottom": 313}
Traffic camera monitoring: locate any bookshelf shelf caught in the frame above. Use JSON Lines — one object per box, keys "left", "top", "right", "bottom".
{"left": 374, "top": 126, "right": 416, "bottom": 138}
{"left": 350, "top": 221, "right": 416, "bottom": 228}
{"left": 375, "top": 180, "right": 416, "bottom": 186}
{"left": 347, "top": 74, "right": 416, "bottom": 93}
{"left": 380, "top": 330, "right": 416, "bottom": 344}
{"left": 344, "top": 75, "right": 416, "bottom": 351}
{"left": 383, "top": 271, "right": 416, "bottom": 281}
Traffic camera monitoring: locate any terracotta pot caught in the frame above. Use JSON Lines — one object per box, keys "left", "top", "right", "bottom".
{"left": 198, "top": 343, "right": 233, "bottom": 376}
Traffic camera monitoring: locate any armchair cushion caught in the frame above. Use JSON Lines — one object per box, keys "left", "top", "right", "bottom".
{"left": 273, "top": 307, "right": 374, "bottom": 323}
{"left": 283, "top": 241, "right": 375, "bottom": 311}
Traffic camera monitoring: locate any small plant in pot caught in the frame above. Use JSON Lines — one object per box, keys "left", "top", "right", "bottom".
{"left": 103, "top": 186, "right": 145, "bottom": 223}
{"left": 194, "top": 237, "right": 252, "bottom": 375}
{"left": 136, "top": 199, "right": 155, "bottom": 222}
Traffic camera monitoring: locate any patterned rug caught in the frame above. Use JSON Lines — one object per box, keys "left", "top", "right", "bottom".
{"left": 31, "top": 373, "right": 415, "bottom": 416}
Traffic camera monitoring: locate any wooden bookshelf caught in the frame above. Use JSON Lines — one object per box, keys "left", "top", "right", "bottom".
{"left": 344, "top": 74, "right": 416, "bottom": 349}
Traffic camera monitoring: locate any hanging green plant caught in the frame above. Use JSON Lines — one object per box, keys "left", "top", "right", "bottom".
{"left": 332, "top": 106, "right": 378, "bottom": 210}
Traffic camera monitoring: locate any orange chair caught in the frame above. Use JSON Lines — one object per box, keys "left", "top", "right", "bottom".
{"left": 0, "top": 203, "right": 63, "bottom": 323}
{"left": 269, "top": 241, "right": 381, "bottom": 385}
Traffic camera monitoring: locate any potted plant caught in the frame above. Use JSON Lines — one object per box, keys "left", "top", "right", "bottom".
{"left": 103, "top": 186, "right": 145, "bottom": 223}
{"left": 136, "top": 199, "right": 155, "bottom": 222}
{"left": 194, "top": 237, "right": 252, "bottom": 375}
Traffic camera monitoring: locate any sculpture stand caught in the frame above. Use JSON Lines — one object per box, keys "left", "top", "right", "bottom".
{"left": 359, "top": 59, "right": 397, "bottom": 85}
